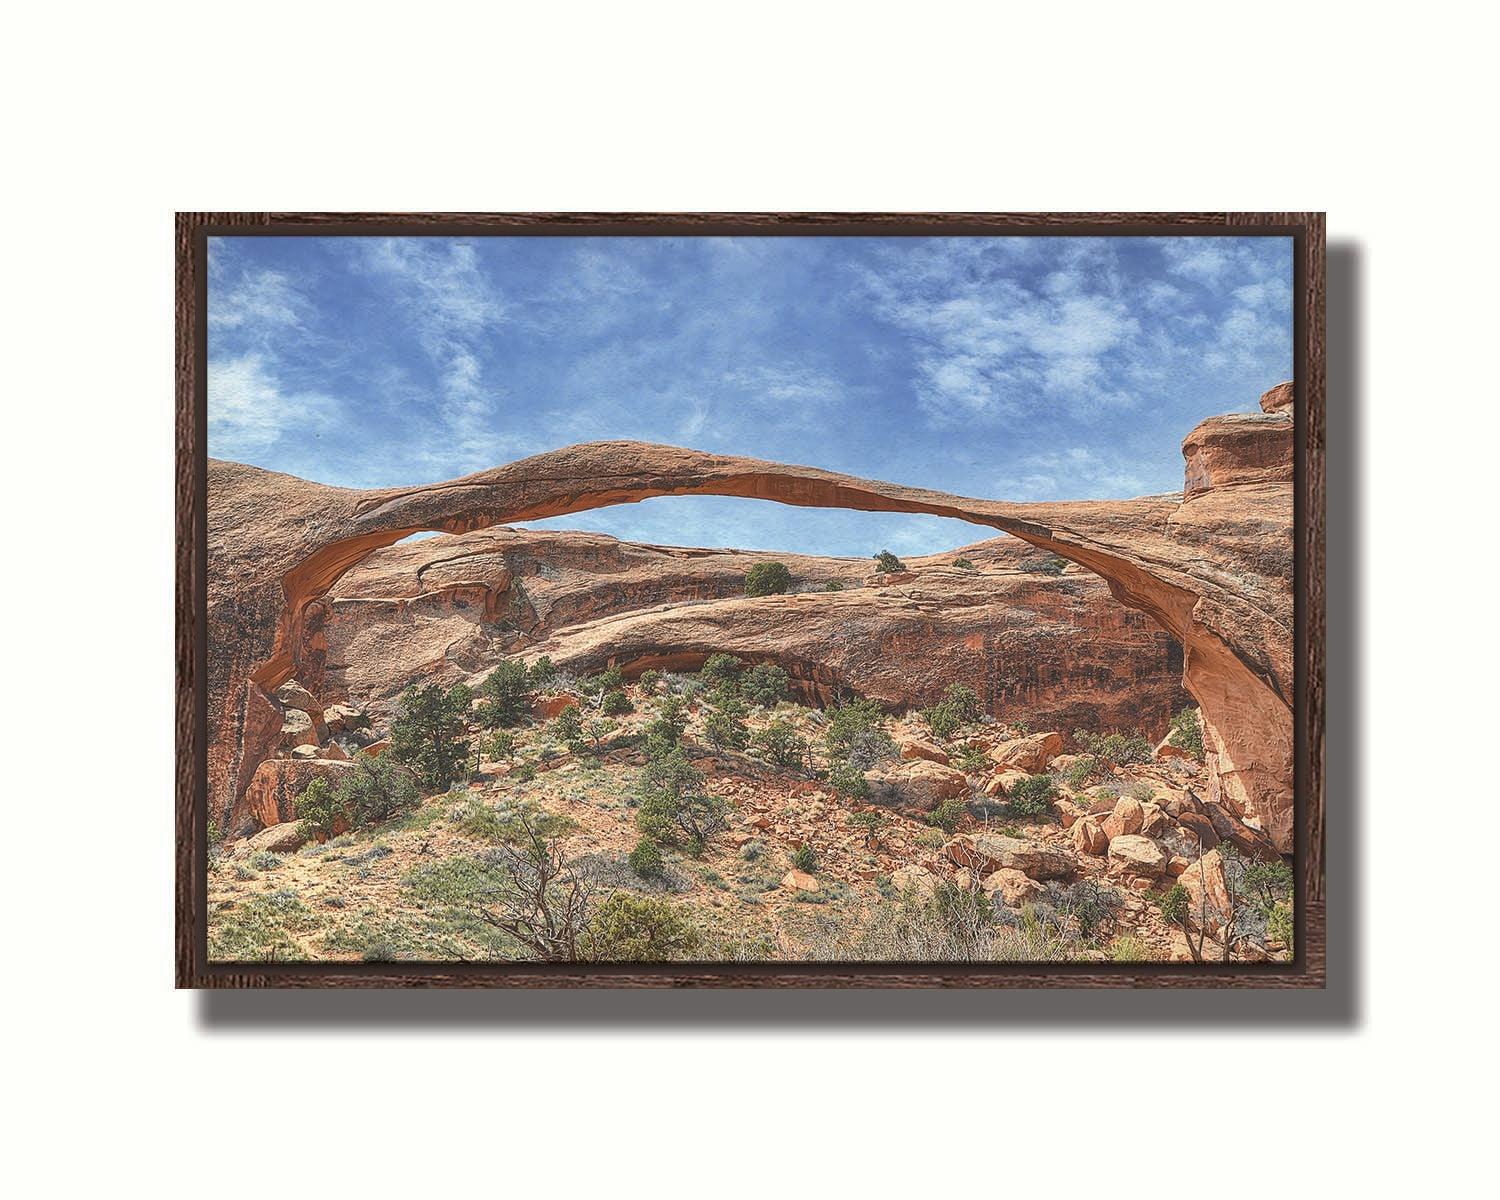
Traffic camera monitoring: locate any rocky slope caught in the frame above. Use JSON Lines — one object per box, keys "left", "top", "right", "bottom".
{"left": 206, "top": 385, "right": 1295, "bottom": 849}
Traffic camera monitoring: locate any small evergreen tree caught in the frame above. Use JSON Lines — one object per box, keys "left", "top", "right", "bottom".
{"left": 745, "top": 561, "right": 793, "bottom": 597}
{"left": 390, "top": 683, "right": 473, "bottom": 791}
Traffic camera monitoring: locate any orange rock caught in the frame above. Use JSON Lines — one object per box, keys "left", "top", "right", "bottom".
{"left": 981, "top": 868, "right": 1047, "bottom": 907}
{"left": 990, "top": 732, "right": 1064, "bottom": 774}
{"left": 781, "top": 869, "right": 819, "bottom": 892}
{"left": 1107, "top": 834, "right": 1168, "bottom": 879}
{"left": 1071, "top": 817, "right": 1108, "bottom": 856}
{"left": 900, "top": 739, "right": 950, "bottom": 766}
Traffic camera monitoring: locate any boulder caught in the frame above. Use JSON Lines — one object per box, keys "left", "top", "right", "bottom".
{"left": 1205, "top": 801, "right": 1281, "bottom": 862}
{"left": 900, "top": 739, "right": 950, "bottom": 766}
{"left": 242, "top": 820, "right": 311, "bottom": 854}
{"left": 981, "top": 868, "right": 1047, "bottom": 908}
{"left": 1071, "top": 816, "right": 1108, "bottom": 856}
{"left": 1259, "top": 380, "right": 1295, "bottom": 413}
{"left": 1139, "top": 802, "right": 1169, "bottom": 838}
{"left": 323, "top": 703, "right": 365, "bottom": 736}
{"left": 275, "top": 680, "right": 322, "bottom": 717}
{"left": 890, "top": 865, "right": 939, "bottom": 899}
{"left": 241, "top": 757, "right": 353, "bottom": 829}
{"left": 1053, "top": 798, "right": 1087, "bottom": 829}
{"left": 946, "top": 834, "right": 1078, "bottom": 881}
{"left": 1107, "top": 834, "right": 1169, "bottom": 879}
{"left": 278, "top": 708, "right": 319, "bottom": 750}
{"left": 1101, "top": 795, "right": 1144, "bottom": 840}
{"left": 867, "top": 759, "right": 970, "bottom": 813}
{"left": 990, "top": 732, "right": 1064, "bottom": 774}
{"left": 1155, "top": 735, "right": 1194, "bottom": 762}
{"left": 1178, "top": 850, "right": 1235, "bottom": 935}
{"left": 289, "top": 744, "right": 321, "bottom": 760}
{"left": 781, "top": 869, "right": 820, "bottom": 892}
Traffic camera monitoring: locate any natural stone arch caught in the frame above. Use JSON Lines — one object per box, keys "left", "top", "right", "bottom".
{"left": 209, "top": 426, "right": 1293, "bottom": 849}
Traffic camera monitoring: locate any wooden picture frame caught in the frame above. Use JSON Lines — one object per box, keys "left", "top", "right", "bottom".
{"left": 176, "top": 211, "right": 1324, "bottom": 989}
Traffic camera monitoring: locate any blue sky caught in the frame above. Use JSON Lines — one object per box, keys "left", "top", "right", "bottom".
{"left": 208, "top": 234, "right": 1292, "bottom": 557}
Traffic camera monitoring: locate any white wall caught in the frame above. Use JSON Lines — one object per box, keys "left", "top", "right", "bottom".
{"left": 5, "top": 4, "right": 1482, "bottom": 1195}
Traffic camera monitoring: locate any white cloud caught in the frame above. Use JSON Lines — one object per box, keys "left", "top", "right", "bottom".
{"left": 207, "top": 353, "right": 337, "bottom": 461}
{"left": 1005, "top": 446, "right": 1152, "bottom": 502}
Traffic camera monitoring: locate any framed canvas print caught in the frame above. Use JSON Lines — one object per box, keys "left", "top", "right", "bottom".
{"left": 176, "top": 212, "right": 1324, "bottom": 988}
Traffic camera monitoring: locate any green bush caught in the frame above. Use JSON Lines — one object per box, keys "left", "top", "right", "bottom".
{"left": 628, "top": 836, "right": 665, "bottom": 880}
{"left": 1006, "top": 774, "right": 1057, "bottom": 817}
{"left": 927, "top": 800, "right": 968, "bottom": 835}
{"left": 477, "top": 661, "right": 532, "bottom": 727}
{"left": 586, "top": 893, "right": 701, "bottom": 961}
{"left": 954, "top": 742, "right": 992, "bottom": 774}
{"left": 638, "top": 669, "right": 661, "bottom": 694}
{"left": 295, "top": 776, "right": 347, "bottom": 840}
{"left": 703, "top": 710, "right": 749, "bottom": 751}
{"left": 921, "top": 683, "right": 982, "bottom": 742}
{"left": 751, "top": 718, "right": 807, "bottom": 770}
{"left": 580, "top": 664, "right": 625, "bottom": 698}
{"left": 488, "top": 729, "right": 517, "bottom": 761}
{"left": 827, "top": 761, "right": 869, "bottom": 801}
{"left": 527, "top": 656, "right": 557, "bottom": 687}
{"left": 824, "top": 699, "right": 888, "bottom": 760}
{"left": 635, "top": 747, "right": 728, "bottom": 847}
{"left": 1023, "top": 556, "right": 1067, "bottom": 576}
{"left": 744, "top": 562, "right": 793, "bottom": 597}
{"left": 248, "top": 851, "right": 283, "bottom": 871}
{"left": 341, "top": 754, "right": 421, "bottom": 825}
{"left": 792, "top": 844, "right": 817, "bottom": 873}
{"left": 390, "top": 682, "right": 474, "bottom": 791}
{"left": 741, "top": 662, "right": 790, "bottom": 707}
{"left": 824, "top": 580, "right": 844, "bottom": 591}
{"left": 601, "top": 689, "right": 632, "bottom": 715}
{"left": 1073, "top": 728, "right": 1153, "bottom": 766}
{"left": 701, "top": 653, "right": 743, "bottom": 682}
{"left": 952, "top": 557, "right": 974, "bottom": 569}
{"left": 873, "top": 549, "right": 906, "bottom": 573}
{"left": 554, "top": 704, "right": 585, "bottom": 753}
{"left": 1168, "top": 706, "right": 1205, "bottom": 762}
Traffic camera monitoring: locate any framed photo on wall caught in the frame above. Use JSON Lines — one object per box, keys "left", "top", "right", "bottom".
{"left": 176, "top": 211, "right": 1324, "bottom": 988}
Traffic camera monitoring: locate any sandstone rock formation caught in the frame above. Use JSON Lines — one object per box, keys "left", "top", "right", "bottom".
{"left": 207, "top": 393, "right": 1295, "bottom": 849}
{"left": 313, "top": 529, "right": 1189, "bottom": 734}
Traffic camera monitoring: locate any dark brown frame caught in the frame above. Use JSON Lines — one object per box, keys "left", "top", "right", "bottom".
{"left": 176, "top": 211, "right": 1325, "bottom": 989}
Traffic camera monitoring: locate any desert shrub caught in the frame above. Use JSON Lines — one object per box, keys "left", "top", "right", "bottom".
{"left": 1156, "top": 882, "right": 1189, "bottom": 926}
{"left": 207, "top": 889, "right": 321, "bottom": 962}
{"left": 1023, "top": 556, "right": 1067, "bottom": 576}
{"left": 824, "top": 580, "right": 844, "bottom": 591}
{"left": 580, "top": 664, "right": 625, "bottom": 699}
{"left": 601, "top": 689, "right": 632, "bottom": 716}
{"left": 628, "top": 836, "right": 665, "bottom": 880}
{"left": 827, "top": 761, "right": 869, "bottom": 801}
{"left": 848, "top": 810, "right": 887, "bottom": 833}
{"left": 741, "top": 662, "right": 790, "bottom": 707}
{"left": 824, "top": 699, "right": 888, "bottom": 760}
{"left": 455, "top": 798, "right": 578, "bottom": 844}
{"left": 553, "top": 704, "right": 586, "bottom": 753}
{"left": 921, "top": 683, "right": 982, "bottom": 742}
{"left": 954, "top": 741, "right": 992, "bottom": 774}
{"left": 390, "top": 682, "right": 474, "bottom": 791}
{"left": 1006, "top": 774, "right": 1057, "bottom": 817}
{"left": 952, "top": 557, "right": 974, "bottom": 569}
{"left": 340, "top": 754, "right": 421, "bottom": 825}
{"left": 295, "top": 776, "right": 348, "bottom": 840}
{"left": 635, "top": 747, "right": 728, "bottom": 847}
{"left": 488, "top": 729, "right": 516, "bottom": 761}
{"left": 751, "top": 718, "right": 807, "bottom": 770}
{"left": 586, "top": 893, "right": 701, "bottom": 962}
{"left": 739, "top": 839, "right": 764, "bottom": 862}
{"left": 1056, "top": 878, "right": 1121, "bottom": 940}
{"left": 1073, "top": 729, "right": 1153, "bottom": 767}
{"left": 477, "top": 660, "right": 532, "bottom": 728}
{"left": 1111, "top": 935, "right": 1148, "bottom": 962}
{"left": 792, "top": 844, "right": 817, "bottom": 873}
{"left": 637, "top": 669, "right": 661, "bottom": 694}
{"left": 916, "top": 827, "right": 948, "bottom": 849}
{"left": 511, "top": 763, "right": 537, "bottom": 783}
{"left": 1066, "top": 756, "right": 1101, "bottom": 789}
{"left": 1168, "top": 706, "right": 1205, "bottom": 762}
{"left": 1268, "top": 903, "right": 1295, "bottom": 955}
{"left": 248, "top": 851, "right": 283, "bottom": 871}
{"left": 527, "top": 656, "right": 557, "bottom": 687}
{"left": 744, "top": 562, "right": 793, "bottom": 597}
{"left": 701, "top": 653, "right": 743, "bottom": 683}
{"left": 927, "top": 799, "right": 968, "bottom": 835}
{"left": 873, "top": 549, "right": 906, "bottom": 573}
{"left": 703, "top": 710, "right": 749, "bottom": 751}
{"left": 1127, "top": 781, "right": 1156, "bottom": 803}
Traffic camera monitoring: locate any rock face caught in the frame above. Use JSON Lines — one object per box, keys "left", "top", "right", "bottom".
{"left": 314, "top": 529, "right": 1188, "bottom": 735}
{"left": 207, "top": 396, "right": 1295, "bottom": 849}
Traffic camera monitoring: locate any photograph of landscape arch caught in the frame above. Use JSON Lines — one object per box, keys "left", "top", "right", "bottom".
{"left": 202, "top": 227, "right": 1299, "bottom": 967}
